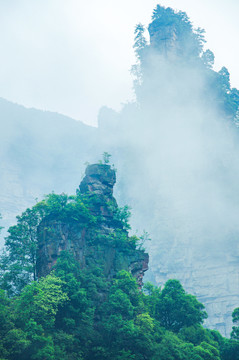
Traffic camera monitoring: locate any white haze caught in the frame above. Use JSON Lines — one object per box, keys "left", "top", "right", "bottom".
{"left": 118, "top": 58, "right": 239, "bottom": 253}
{"left": 97, "top": 49, "right": 239, "bottom": 335}
{"left": 0, "top": 0, "right": 239, "bottom": 126}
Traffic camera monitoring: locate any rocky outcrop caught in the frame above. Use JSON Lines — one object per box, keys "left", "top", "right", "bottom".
{"left": 36, "top": 164, "right": 149, "bottom": 287}
{"left": 79, "top": 163, "right": 118, "bottom": 221}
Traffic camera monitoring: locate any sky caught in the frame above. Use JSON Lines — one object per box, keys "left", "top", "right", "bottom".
{"left": 0, "top": 0, "right": 238, "bottom": 126}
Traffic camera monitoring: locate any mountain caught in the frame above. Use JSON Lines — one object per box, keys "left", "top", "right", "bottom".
{"left": 95, "top": 6, "right": 239, "bottom": 337}
{"left": 0, "top": 97, "right": 97, "bottom": 242}
{"left": 36, "top": 163, "right": 148, "bottom": 284}
{"left": 1, "top": 5, "right": 239, "bottom": 337}
{"left": 1, "top": 162, "right": 237, "bottom": 360}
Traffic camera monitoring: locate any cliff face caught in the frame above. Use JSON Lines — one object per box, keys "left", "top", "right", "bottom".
{"left": 148, "top": 235, "right": 239, "bottom": 337}
{"left": 0, "top": 97, "right": 97, "bottom": 246}
{"left": 36, "top": 164, "right": 149, "bottom": 287}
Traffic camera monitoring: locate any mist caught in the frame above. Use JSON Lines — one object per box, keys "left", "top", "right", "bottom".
{"left": 96, "top": 14, "right": 239, "bottom": 336}
{"left": 1, "top": 1, "right": 239, "bottom": 126}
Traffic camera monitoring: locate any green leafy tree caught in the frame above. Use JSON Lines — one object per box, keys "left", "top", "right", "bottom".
{"left": 221, "top": 338, "right": 239, "bottom": 360}
{"left": 201, "top": 49, "right": 215, "bottom": 69}
{"left": 146, "top": 279, "right": 207, "bottom": 333}
{"left": 179, "top": 325, "right": 213, "bottom": 346}
{"left": 94, "top": 270, "right": 155, "bottom": 360}
{"left": 14, "top": 274, "right": 68, "bottom": 331}
{"left": 112, "top": 205, "right": 131, "bottom": 230}
{"left": 54, "top": 252, "right": 95, "bottom": 334}
{"left": 0, "top": 275, "right": 67, "bottom": 360}
{"left": 143, "top": 282, "right": 162, "bottom": 319}
{"left": 0, "top": 206, "right": 44, "bottom": 296}
{"left": 4, "top": 275, "right": 68, "bottom": 360}
{"left": 231, "top": 307, "right": 239, "bottom": 340}
{"left": 102, "top": 152, "right": 112, "bottom": 164}
{"left": 131, "top": 23, "right": 147, "bottom": 88}
{"left": 153, "top": 331, "right": 220, "bottom": 360}
{"left": 0, "top": 289, "right": 15, "bottom": 359}
{"left": 195, "top": 341, "right": 220, "bottom": 360}
{"left": 133, "top": 23, "right": 147, "bottom": 58}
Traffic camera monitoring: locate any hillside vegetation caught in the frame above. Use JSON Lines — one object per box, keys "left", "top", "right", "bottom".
{"left": 0, "top": 162, "right": 239, "bottom": 360}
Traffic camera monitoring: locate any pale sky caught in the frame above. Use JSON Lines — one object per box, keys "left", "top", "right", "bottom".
{"left": 0, "top": 0, "right": 238, "bottom": 126}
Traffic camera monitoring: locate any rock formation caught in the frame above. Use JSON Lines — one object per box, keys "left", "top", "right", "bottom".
{"left": 36, "top": 164, "right": 149, "bottom": 287}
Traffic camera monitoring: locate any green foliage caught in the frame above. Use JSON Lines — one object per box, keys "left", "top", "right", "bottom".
{"left": 110, "top": 270, "right": 141, "bottom": 309}
{"left": 137, "top": 230, "right": 151, "bottom": 250}
{"left": 220, "top": 338, "right": 239, "bottom": 360}
{"left": 0, "top": 279, "right": 65, "bottom": 360}
{"left": 143, "top": 282, "right": 161, "bottom": 316}
{"left": 0, "top": 249, "right": 234, "bottom": 360}
{"left": 0, "top": 156, "right": 235, "bottom": 360}
{"left": 41, "top": 192, "right": 96, "bottom": 224}
{"left": 231, "top": 307, "right": 239, "bottom": 340}
{"left": 144, "top": 279, "right": 207, "bottom": 333}
{"left": 113, "top": 205, "right": 131, "bottom": 230}
{"left": 0, "top": 192, "right": 96, "bottom": 295}
{"left": 153, "top": 331, "right": 221, "bottom": 360}
{"left": 0, "top": 290, "right": 14, "bottom": 359}
{"left": 201, "top": 49, "right": 215, "bottom": 69}
{"left": 179, "top": 325, "right": 212, "bottom": 346}
{"left": 0, "top": 206, "right": 43, "bottom": 295}
{"left": 14, "top": 275, "right": 68, "bottom": 331}
{"left": 102, "top": 152, "right": 112, "bottom": 164}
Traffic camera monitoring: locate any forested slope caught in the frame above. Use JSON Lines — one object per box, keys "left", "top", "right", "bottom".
{"left": 0, "top": 163, "right": 239, "bottom": 360}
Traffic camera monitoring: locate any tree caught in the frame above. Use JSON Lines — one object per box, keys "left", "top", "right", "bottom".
{"left": 131, "top": 23, "right": 147, "bottom": 88}
{"left": 147, "top": 280, "right": 207, "bottom": 333}
{"left": 0, "top": 275, "right": 68, "bottom": 360}
{"left": 102, "top": 152, "right": 112, "bottom": 164}
{"left": 201, "top": 49, "right": 215, "bottom": 69}
{"left": 221, "top": 338, "right": 239, "bottom": 360}
{"left": 133, "top": 23, "right": 147, "bottom": 58}
{"left": 0, "top": 206, "right": 44, "bottom": 296}
{"left": 14, "top": 274, "right": 68, "bottom": 330}
{"left": 0, "top": 192, "right": 96, "bottom": 296}
{"left": 231, "top": 307, "right": 239, "bottom": 340}
{"left": 54, "top": 251, "right": 95, "bottom": 339}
